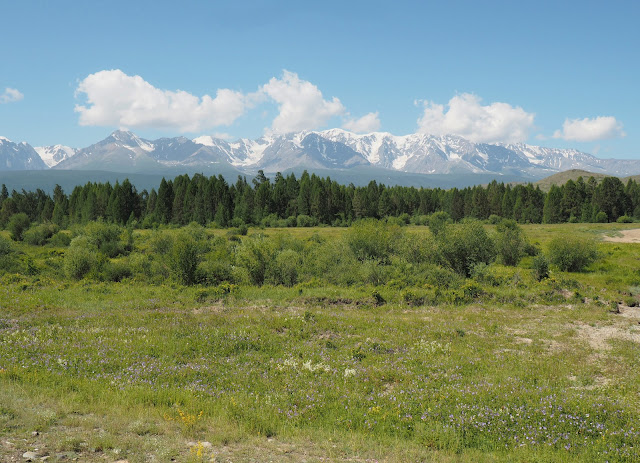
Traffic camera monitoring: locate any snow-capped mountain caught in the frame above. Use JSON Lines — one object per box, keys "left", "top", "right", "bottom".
{"left": 34, "top": 145, "right": 77, "bottom": 167}
{"left": 3, "top": 129, "right": 639, "bottom": 180}
{"left": 0, "top": 136, "right": 48, "bottom": 170}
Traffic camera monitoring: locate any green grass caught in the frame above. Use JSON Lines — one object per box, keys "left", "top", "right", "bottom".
{"left": 1, "top": 223, "right": 640, "bottom": 461}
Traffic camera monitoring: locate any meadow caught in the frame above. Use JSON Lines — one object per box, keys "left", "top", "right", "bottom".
{"left": 1, "top": 221, "right": 640, "bottom": 462}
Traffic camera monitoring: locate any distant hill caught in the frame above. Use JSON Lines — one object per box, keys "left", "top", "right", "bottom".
{"left": 0, "top": 170, "right": 173, "bottom": 194}
{"left": 535, "top": 169, "right": 640, "bottom": 192}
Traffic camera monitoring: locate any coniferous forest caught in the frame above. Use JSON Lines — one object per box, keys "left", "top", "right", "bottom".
{"left": 0, "top": 171, "right": 638, "bottom": 230}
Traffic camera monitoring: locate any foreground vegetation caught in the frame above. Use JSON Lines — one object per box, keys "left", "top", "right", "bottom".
{"left": 1, "top": 221, "right": 640, "bottom": 461}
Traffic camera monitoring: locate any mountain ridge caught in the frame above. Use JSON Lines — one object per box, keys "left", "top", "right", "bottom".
{"left": 2, "top": 129, "right": 639, "bottom": 180}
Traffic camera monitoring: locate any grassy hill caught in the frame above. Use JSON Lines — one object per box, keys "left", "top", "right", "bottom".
{"left": 536, "top": 169, "right": 640, "bottom": 191}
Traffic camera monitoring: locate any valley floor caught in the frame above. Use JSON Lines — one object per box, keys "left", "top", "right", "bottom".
{"left": 1, "top": 224, "right": 640, "bottom": 462}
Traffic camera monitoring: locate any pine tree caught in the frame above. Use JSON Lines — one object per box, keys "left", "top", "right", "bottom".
{"left": 543, "top": 185, "right": 564, "bottom": 224}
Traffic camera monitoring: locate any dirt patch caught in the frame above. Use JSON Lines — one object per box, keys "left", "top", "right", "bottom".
{"left": 602, "top": 228, "right": 640, "bottom": 243}
{"left": 192, "top": 304, "right": 226, "bottom": 314}
{"left": 618, "top": 305, "right": 640, "bottom": 319}
{"left": 575, "top": 321, "right": 640, "bottom": 350}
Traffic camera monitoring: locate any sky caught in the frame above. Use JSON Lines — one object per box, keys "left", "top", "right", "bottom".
{"left": 0, "top": 0, "right": 638, "bottom": 158}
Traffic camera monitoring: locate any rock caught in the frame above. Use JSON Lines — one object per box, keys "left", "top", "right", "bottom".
{"left": 22, "top": 451, "right": 39, "bottom": 460}
{"left": 31, "top": 431, "right": 39, "bottom": 436}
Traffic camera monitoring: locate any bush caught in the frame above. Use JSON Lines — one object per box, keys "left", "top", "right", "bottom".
{"left": 439, "top": 221, "right": 496, "bottom": 276}
{"left": 23, "top": 223, "right": 59, "bottom": 246}
{"left": 64, "top": 236, "right": 97, "bottom": 279}
{"left": 495, "top": 219, "right": 526, "bottom": 266}
{"left": 149, "top": 231, "right": 173, "bottom": 255}
{"left": 0, "top": 235, "right": 19, "bottom": 273}
{"left": 617, "top": 215, "right": 633, "bottom": 223}
{"left": 428, "top": 211, "right": 450, "bottom": 237}
{"left": 49, "top": 231, "right": 72, "bottom": 247}
{"left": 102, "top": 260, "right": 132, "bottom": 282}
{"left": 595, "top": 211, "right": 608, "bottom": 223}
{"left": 488, "top": 214, "right": 502, "bottom": 225}
{"left": 83, "top": 221, "right": 126, "bottom": 257}
{"left": 197, "top": 260, "right": 234, "bottom": 285}
{"left": 346, "top": 219, "right": 403, "bottom": 262}
{"left": 7, "top": 213, "right": 30, "bottom": 241}
{"left": 235, "top": 234, "right": 276, "bottom": 286}
{"left": 268, "top": 249, "right": 301, "bottom": 287}
{"left": 398, "top": 233, "right": 440, "bottom": 264}
{"left": 547, "top": 237, "right": 598, "bottom": 272}
{"left": 296, "top": 215, "right": 317, "bottom": 228}
{"left": 532, "top": 254, "right": 550, "bottom": 281}
{"left": 168, "top": 233, "right": 201, "bottom": 285}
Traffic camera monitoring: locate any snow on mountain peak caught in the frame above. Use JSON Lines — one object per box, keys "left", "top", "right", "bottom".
{"left": 0, "top": 136, "right": 12, "bottom": 143}
{"left": 108, "top": 130, "right": 154, "bottom": 152}
{"left": 34, "top": 144, "right": 78, "bottom": 167}
{"left": 193, "top": 135, "right": 217, "bottom": 147}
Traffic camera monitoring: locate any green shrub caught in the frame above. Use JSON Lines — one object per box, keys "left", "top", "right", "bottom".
{"left": 0, "top": 235, "right": 19, "bottom": 273}
{"left": 488, "top": 214, "right": 502, "bottom": 225}
{"left": 296, "top": 215, "right": 316, "bottom": 227}
{"left": 424, "top": 264, "right": 462, "bottom": 288}
{"left": 102, "top": 260, "right": 132, "bottom": 282}
{"left": 439, "top": 222, "right": 496, "bottom": 276}
{"left": 0, "top": 235, "right": 13, "bottom": 257}
{"left": 128, "top": 253, "right": 152, "bottom": 279}
{"left": 149, "top": 231, "right": 173, "bottom": 255}
{"left": 402, "top": 289, "right": 424, "bottom": 306}
{"left": 64, "top": 236, "right": 97, "bottom": 279}
{"left": 532, "top": 254, "right": 550, "bottom": 281}
{"left": 595, "top": 211, "right": 608, "bottom": 223}
{"left": 7, "top": 213, "right": 30, "bottom": 241}
{"left": 398, "top": 233, "right": 439, "bottom": 264}
{"left": 346, "top": 219, "right": 403, "bottom": 262}
{"left": 617, "top": 215, "right": 633, "bottom": 223}
{"left": 23, "top": 223, "right": 59, "bottom": 246}
{"left": 168, "top": 233, "right": 201, "bottom": 285}
{"left": 83, "top": 221, "right": 126, "bottom": 257}
{"left": 268, "top": 249, "right": 301, "bottom": 287}
{"left": 428, "top": 211, "right": 450, "bottom": 237}
{"left": 196, "top": 259, "right": 234, "bottom": 285}
{"left": 495, "top": 219, "right": 526, "bottom": 266}
{"left": 235, "top": 235, "right": 276, "bottom": 286}
{"left": 49, "top": 231, "right": 72, "bottom": 247}
{"left": 547, "top": 237, "right": 598, "bottom": 272}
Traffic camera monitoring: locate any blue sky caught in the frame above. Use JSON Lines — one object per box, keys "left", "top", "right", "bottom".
{"left": 1, "top": 0, "right": 638, "bottom": 158}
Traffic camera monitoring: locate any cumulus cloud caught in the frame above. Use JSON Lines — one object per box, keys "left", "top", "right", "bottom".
{"left": 553, "top": 116, "right": 625, "bottom": 142}
{"left": 75, "top": 69, "right": 257, "bottom": 132}
{"left": 0, "top": 87, "right": 24, "bottom": 104}
{"left": 342, "top": 112, "right": 381, "bottom": 133}
{"left": 260, "top": 70, "right": 345, "bottom": 134}
{"left": 416, "top": 93, "right": 535, "bottom": 144}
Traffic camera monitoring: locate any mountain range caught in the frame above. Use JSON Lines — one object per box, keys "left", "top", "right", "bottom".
{"left": 1, "top": 129, "right": 639, "bottom": 182}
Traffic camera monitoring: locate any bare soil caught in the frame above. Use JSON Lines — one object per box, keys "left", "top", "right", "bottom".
{"left": 602, "top": 228, "right": 640, "bottom": 243}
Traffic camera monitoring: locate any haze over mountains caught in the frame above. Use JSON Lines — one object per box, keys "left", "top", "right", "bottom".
{"left": 1, "top": 130, "right": 639, "bottom": 183}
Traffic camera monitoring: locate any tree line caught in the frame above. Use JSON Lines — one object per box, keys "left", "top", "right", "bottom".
{"left": 1, "top": 171, "right": 639, "bottom": 229}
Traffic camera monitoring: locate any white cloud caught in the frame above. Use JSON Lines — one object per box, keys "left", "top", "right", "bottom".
{"left": 416, "top": 93, "right": 535, "bottom": 144}
{"left": 260, "top": 70, "right": 345, "bottom": 134}
{"left": 342, "top": 112, "right": 381, "bottom": 133}
{"left": 0, "top": 87, "right": 24, "bottom": 104}
{"left": 553, "top": 116, "right": 625, "bottom": 142}
{"left": 75, "top": 69, "right": 256, "bottom": 132}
